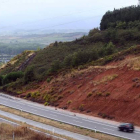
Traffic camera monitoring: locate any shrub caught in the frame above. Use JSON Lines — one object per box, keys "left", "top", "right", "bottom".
{"left": 96, "top": 92, "right": 102, "bottom": 96}
{"left": 77, "top": 84, "right": 82, "bottom": 88}
{"left": 31, "top": 91, "right": 40, "bottom": 98}
{"left": 79, "top": 104, "right": 85, "bottom": 111}
{"left": 105, "top": 92, "right": 111, "bottom": 97}
{"left": 49, "top": 60, "right": 61, "bottom": 73}
{"left": 26, "top": 93, "right": 31, "bottom": 98}
{"left": 46, "top": 77, "right": 52, "bottom": 83}
{"left": 67, "top": 100, "right": 72, "bottom": 105}
{"left": 58, "top": 95, "right": 63, "bottom": 100}
{"left": 63, "top": 55, "right": 73, "bottom": 67}
{"left": 87, "top": 92, "right": 93, "bottom": 98}
{"left": 88, "top": 28, "right": 100, "bottom": 36}
{"left": 24, "top": 66, "right": 35, "bottom": 84}
{"left": 105, "top": 42, "right": 115, "bottom": 55}
{"left": 44, "top": 102, "right": 49, "bottom": 106}
{"left": 0, "top": 75, "right": 4, "bottom": 86}
{"left": 43, "top": 93, "right": 53, "bottom": 103}
{"left": 17, "top": 91, "right": 22, "bottom": 94}
{"left": 2, "top": 71, "right": 24, "bottom": 85}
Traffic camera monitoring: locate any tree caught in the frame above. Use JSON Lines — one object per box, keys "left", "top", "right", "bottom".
{"left": 24, "top": 66, "right": 35, "bottom": 84}
{"left": 105, "top": 42, "right": 115, "bottom": 55}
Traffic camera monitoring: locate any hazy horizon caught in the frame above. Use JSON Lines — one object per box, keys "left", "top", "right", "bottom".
{"left": 0, "top": 0, "right": 138, "bottom": 34}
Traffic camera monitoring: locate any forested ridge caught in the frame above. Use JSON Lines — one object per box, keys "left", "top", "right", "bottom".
{"left": 100, "top": 5, "right": 140, "bottom": 30}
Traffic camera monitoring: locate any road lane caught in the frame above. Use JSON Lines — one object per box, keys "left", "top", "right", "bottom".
{"left": 0, "top": 93, "right": 140, "bottom": 140}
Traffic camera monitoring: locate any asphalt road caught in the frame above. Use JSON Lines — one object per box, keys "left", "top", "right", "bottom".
{"left": 0, "top": 110, "right": 95, "bottom": 140}
{"left": 0, "top": 117, "right": 17, "bottom": 125}
{"left": 0, "top": 93, "right": 140, "bottom": 140}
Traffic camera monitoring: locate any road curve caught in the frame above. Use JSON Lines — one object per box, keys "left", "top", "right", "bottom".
{"left": 0, "top": 93, "right": 140, "bottom": 140}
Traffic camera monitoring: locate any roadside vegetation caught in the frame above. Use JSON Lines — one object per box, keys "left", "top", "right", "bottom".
{"left": 0, "top": 123, "right": 53, "bottom": 140}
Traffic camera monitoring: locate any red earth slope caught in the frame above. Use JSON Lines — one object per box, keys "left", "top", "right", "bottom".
{"left": 21, "top": 54, "right": 140, "bottom": 125}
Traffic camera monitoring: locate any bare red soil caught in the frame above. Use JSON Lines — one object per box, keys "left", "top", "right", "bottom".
{"left": 20, "top": 55, "right": 140, "bottom": 126}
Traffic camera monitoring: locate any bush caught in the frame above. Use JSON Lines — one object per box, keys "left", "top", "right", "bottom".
{"left": 26, "top": 93, "right": 31, "bottom": 98}
{"left": 96, "top": 92, "right": 102, "bottom": 96}
{"left": 31, "top": 91, "right": 40, "bottom": 98}
{"left": 58, "top": 95, "right": 63, "bottom": 100}
{"left": 44, "top": 102, "right": 49, "bottom": 106}
{"left": 67, "top": 100, "right": 72, "bottom": 105}
{"left": 79, "top": 104, "right": 85, "bottom": 111}
{"left": 0, "top": 75, "right": 4, "bottom": 86}
{"left": 43, "top": 93, "right": 52, "bottom": 103}
{"left": 105, "top": 42, "right": 115, "bottom": 55}
{"left": 49, "top": 60, "right": 61, "bottom": 73}
{"left": 2, "top": 71, "right": 23, "bottom": 85}
{"left": 105, "top": 92, "right": 111, "bottom": 97}
{"left": 46, "top": 77, "right": 52, "bottom": 83}
{"left": 24, "top": 66, "right": 35, "bottom": 84}
{"left": 87, "top": 92, "right": 93, "bottom": 98}
{"left": 63, "top": 55, "right": 73, "bottom": 68}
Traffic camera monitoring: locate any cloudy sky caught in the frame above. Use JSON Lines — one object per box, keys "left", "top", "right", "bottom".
{"left": 0, "top": 0, "right": 138, "bottom": 31}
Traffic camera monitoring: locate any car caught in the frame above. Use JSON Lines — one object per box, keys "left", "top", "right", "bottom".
{"left": 118, "top": 123, "right": 134, "bottom": 132}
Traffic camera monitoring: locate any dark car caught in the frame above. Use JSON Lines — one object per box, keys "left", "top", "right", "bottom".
{"left": 118, "top": 123, "right": 134, "bottom": 132}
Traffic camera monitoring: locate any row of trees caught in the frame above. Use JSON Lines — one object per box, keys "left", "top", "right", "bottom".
{"left": 100, "top": 5, "right": 140, "bottom": 30}
{"left": 77, "top": 28, "right": 140, "bottom": 45}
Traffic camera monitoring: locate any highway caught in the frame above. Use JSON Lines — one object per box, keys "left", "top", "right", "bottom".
{"left": 0, "top": 93, "right": 140, "bottom": 140}
{"left": 0, "top": 110, "right": 94, "bottom": 140}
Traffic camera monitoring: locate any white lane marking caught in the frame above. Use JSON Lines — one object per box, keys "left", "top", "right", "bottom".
{"left": 1, "top": 96, "right": 140, "bottom": 135}
{"left": 0, "top": 117, "right": 19, "bottom": 125}
{"left": 0, "top": 97, "right": 122, "bottom": 131}
{"left": 73, "top": 120, "right": 82, "bottom": 124}
{"left": 103, "top": 128, "right": 115, "bottom": 131}
{"left": 0, "top": 100, "right": 137, "bottom": 140}
{"left": 82, "top": 119, "right": 116, "bottom": 128}
{"left": 30, "top": 108, "right": 38, "bottom": 112}
{"left": 0, "top": 96, "right": 87, "bottom": 122}
{"left": 0, "top": 96, "right": 80, "bottom": 119}
{"left": 134, "top": 131, "right": 140, "bottom": 134}
{"left": 50, "top": 114, "right": 57, "bottom": 117}
{"left": 99, "top": 129, "right": 136, "bottom": 140}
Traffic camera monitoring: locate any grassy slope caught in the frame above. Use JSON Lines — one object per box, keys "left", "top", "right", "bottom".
{"left": 0, "top": 50, "right": 35, "bottom": 75}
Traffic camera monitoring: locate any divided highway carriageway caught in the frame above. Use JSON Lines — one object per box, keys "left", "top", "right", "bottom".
{"left": 0, "top": 93, "right": 140, "bottom": 140}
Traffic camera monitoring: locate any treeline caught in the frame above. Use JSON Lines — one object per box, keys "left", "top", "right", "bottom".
{"left": 100, "top": 5, "right": 140, "bottom": 30}
{"left": 72, "top": 27, "right": 140, "bottom": 48}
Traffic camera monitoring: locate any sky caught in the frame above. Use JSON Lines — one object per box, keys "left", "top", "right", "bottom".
{"left": 0, "top": 0, "right": 138, "bottom": 32}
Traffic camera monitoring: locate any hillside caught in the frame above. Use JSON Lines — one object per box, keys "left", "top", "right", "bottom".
{"left": 1, "top": 45, "right": 140, "bottom": 125}
{"left": 1, "top": 6, "right": 140, "bottom": 126}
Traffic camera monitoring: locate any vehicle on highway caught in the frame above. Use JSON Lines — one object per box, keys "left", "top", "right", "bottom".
{"left": 118, "top": 123, "right": 134, "bottom": 132}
